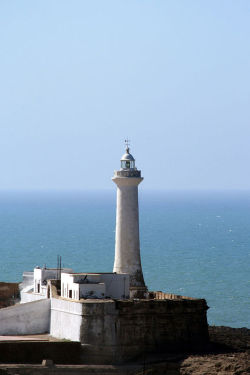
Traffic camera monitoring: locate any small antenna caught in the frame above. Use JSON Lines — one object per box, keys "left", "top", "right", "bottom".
{"left": 59, "top": 255, "right": 62, "bottom": 281}
{"left": 57, "top": 255, "right": 62, "bottom": 280}
{"left": 125, "top": 138, "right": 130, "bottom": 151}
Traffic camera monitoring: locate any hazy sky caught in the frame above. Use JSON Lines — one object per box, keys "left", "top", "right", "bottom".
{"left": 0, "top": 1, "right": 249, "bottom": 190}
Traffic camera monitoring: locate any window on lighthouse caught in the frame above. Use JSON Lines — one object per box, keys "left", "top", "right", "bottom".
{"left": 121, "top": 160, "right": 135, "bottom": 169}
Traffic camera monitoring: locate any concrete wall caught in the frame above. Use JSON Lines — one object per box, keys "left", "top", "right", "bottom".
{"left": 20, "top": 272, "right": 33, "bottom": 290}
{"left": 80, "top": 298, "right": 208, "bottom": 363}
{"left": 100, "top": 274, "right": 129, "bottom": 299}
{"left": 0, "top": 299, "right": 50, "bottom": 335}
{"left": 21, "top": 290, "right": 47, "bottom": 304}
{"left": 50, "top": 296, "right": 208, "bottom": 364}
{"left": 112, "top": 298, "right": 209, "bottom": 362}
{"left": 79, "top": 283, "right": 105, "bottom": 299}
{"left": 61, "top": 273, "right": 129, "bottom": 300}
{"left": 0, "top": 341, "right": 82, "bottom": 364}
{"left": 50, "top": 298, "right": 83, "bottom": 341}
{"left": 112, "top": 177, "right": 146, "bottom": 291}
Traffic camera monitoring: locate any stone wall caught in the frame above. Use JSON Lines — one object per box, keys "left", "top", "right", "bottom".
{"left": 78, "top": 297, "right": 209, "bottom": 363}
{"left": 114, "top": 298, "right": 209, "bottom": 361}
{"left": 50, "top": 293, "right": 208, "bottom": 364}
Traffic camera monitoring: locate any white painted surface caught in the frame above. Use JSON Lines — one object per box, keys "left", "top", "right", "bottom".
{"left": 50, "top": 298, "right": 118, "bottom": 345}
{"left": 112, "top": 176, "right": 145, "bottom": 289}
{"left": 50, "top": 298, "right": 83, "bottom": 341}
{"left": 79, "top": 283, "right": 105, "bottom": 298}
{"left": 0, "top": 299, "right": 50, "bottom": 335}
{"left": 21, "top": 290, "right": 47, "bottom": 303}
{"left": 20, "top": 271, "right": 34, "bottom": 290}
{"left": 100, "top": 273, "right": 129, "bottom": 299}
{"left": 61, "top": 272, "right": 129, "bottom": 300}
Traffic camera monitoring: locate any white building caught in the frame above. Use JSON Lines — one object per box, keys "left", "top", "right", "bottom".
{"left": 20, "top": 268, "right": 129, "bottom": 303}
{"left": 61, "top": 272, "right": 129, "bottom": 300}
{"left": 21, "top": 266, "right": 73, "bottom": 303}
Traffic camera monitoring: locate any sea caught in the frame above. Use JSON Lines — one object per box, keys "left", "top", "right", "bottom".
{"left": 0, "top": 190, "right": 249, "bottom": 328}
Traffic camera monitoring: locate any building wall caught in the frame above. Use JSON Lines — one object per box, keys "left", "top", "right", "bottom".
{"left": 20, "top": 290, "right": 47, "bottom": 304}
{"left": 61, "top": 273, "right": 129, "bottom": 300}
{"left": 50, "top": 298, "right": 83, "bottom": 341}
{"left": 100, "top": 274, "right": 129, "bottom": 299}
{"left": 0, "top": 299, "right": 50, "bottom": 335}
{"left": 50, "top": 296, "right": 209, "bottom": 364}
{"left": 20, "top": 272, "right": 34, "bottom": 290}
{"left": 79, "top": 283, "right": 105, "bottom": 299}
{"left": 112, "top": 298, "right": 209, "bottom": 362}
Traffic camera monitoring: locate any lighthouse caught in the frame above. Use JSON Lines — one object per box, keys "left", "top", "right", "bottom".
{"left": 112, "top": 141, "right": 147, "bottom": 298}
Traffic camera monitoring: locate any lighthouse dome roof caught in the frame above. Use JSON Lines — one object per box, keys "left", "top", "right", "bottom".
{"left": 121, "top": 148, "right": 135, "bottom": 161}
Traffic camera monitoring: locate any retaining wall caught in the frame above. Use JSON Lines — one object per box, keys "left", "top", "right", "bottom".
{"left": 50, "top": 296, "right": 209, "bottom": 364}
{"left": 0, "top": 341, "right": 82, "bottom": 364}
{"left": 0, "top": 299, "right": 50, "bottom": 335}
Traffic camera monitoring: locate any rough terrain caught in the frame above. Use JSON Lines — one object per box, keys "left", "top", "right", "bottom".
{"left": 139, "top": 325, "right": 250, "bottom": 375}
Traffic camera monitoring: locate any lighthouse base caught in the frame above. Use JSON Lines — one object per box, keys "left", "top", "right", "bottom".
{"left": 130, "top": 286, "right": 148, "bottom": 299}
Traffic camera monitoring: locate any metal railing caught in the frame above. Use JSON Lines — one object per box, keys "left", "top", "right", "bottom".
{"left": 114, "top": 170, "right": 141, "bottom": 178}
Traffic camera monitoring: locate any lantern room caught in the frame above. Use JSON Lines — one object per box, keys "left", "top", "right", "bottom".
{"left": 121, "top": 147, "right": 136, "bottom": 169}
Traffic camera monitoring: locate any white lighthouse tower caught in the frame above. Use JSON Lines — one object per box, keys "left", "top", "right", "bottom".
{"left": 112, "top": 141, "right": 147, "bottom": 298}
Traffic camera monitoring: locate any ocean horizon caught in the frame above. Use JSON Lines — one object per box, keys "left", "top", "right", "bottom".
{"left": 0, "top": 190, "right": 249, "bottom": 329}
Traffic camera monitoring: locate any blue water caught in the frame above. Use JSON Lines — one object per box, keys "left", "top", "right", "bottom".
{"left": 0, "top": 190, "right": 249, "bottom": 328}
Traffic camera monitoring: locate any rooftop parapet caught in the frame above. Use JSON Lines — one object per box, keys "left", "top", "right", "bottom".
{"left": 114, "top": 170, "right": 141, "bottom": 178}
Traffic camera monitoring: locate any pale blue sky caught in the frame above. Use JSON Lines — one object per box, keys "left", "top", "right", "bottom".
{"left": 0, "top": 1, "right": 249, "bottom": 190}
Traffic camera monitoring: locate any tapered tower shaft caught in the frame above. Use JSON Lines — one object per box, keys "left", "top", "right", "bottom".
{"left": 112, "top": 144, "right": 147, "bottom": 298}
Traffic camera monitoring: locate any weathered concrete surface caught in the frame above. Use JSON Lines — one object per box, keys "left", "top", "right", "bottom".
{"left": 50, "top": 291, "right": 208, "bottom": 364}
{"left": 0, "top": 299, "right": 50, "bottom": 335}
{"left": 0, "top": 282, "right": 19, "bottom": 308}
{"left": 112, "top": 177, "right": 146, "bottom": 296}
{"left": 78, "top": 298, "right": 209, "bottom": 363}
{"left": 0, "top": 341, "right": 82, "bottom": 364}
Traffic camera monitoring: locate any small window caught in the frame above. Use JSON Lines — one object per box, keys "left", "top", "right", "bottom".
{"left": 121, "top": 160, "right": 135, "bottom": 169}
{"left": 69, "top": 290, "right": 72, "bottom": 298}
{"left": 121, "top": 161, "right": 126, "bottom": 169}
